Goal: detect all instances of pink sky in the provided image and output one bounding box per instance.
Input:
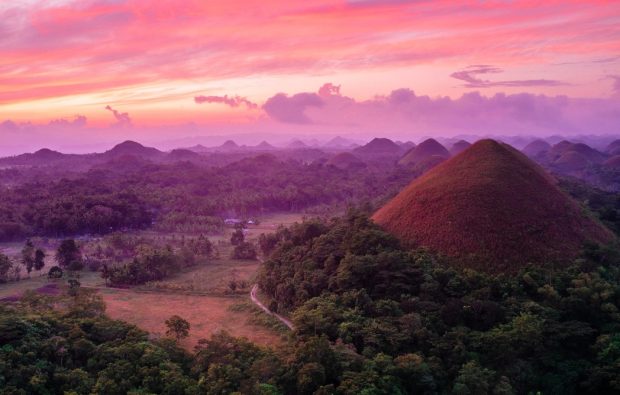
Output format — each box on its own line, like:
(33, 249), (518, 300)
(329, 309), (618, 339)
(1, 0), (619, 154)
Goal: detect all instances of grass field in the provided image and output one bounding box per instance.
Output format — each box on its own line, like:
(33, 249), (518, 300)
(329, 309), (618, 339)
(100, 289), (285, 349)
(0, 270), (104, 298)
(0, 211), (304, 349)
(139, 258), (259, 294)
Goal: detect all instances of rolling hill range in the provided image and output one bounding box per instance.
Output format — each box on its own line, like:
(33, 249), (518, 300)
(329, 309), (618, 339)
(373, 139), (614, 272)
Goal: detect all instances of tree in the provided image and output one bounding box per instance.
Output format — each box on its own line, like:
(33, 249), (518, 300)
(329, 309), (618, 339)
(191, 234), (214, 257)
(34, 248), (46, 274)
(21, 239), (35, 277)
(68, 279), (81, 297)
(228, 269), (238, 292)
(165, 315), (190, 341)
(67, 259), (85, 272)
(101, 263), (110, 286)
(232, 242), (257, 260)
(9, 260), (22, 281)
(48, 266), (63, 279)
(452, 361), (495, 395)
(230, 229), (245, 246)
(0, 253), (11, 283)
(258, 233), (280, 256)
(56, 239), (81, 268)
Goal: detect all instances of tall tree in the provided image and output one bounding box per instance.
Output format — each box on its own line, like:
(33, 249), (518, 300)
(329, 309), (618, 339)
(34, 248), (46, 274)
(230, 229), (245, 246)
(21, 239), (35, 277)
(56, 239), (81, 268)
(0, 253), (12, 283)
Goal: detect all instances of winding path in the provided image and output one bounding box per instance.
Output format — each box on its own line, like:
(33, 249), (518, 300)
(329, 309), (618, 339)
(250, 284), (294, 330)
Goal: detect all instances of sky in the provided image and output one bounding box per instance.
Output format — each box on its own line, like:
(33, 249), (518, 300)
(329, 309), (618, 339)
(1, 0), (619, 154)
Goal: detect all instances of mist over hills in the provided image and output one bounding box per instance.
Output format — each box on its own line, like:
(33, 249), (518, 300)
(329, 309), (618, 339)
(2, 134), (620, 191)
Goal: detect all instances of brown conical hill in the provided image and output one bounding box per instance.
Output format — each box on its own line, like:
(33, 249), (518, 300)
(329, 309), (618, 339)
(398, 138), (450, 166)
(372, 139), (614, 273)
(554, 151), (590, 171)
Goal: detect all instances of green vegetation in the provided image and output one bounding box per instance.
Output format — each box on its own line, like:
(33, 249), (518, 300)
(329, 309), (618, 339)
(560, 177), (620, 235)
(2, 209), (620, 394)
(258, 210), (620, 394)
(0, 155), (415, 241)
(166, 315), (191, 341)
(0, 290), (198, 394)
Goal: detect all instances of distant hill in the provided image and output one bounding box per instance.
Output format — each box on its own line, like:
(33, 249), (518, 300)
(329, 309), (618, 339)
(218, 140), (239, 151)
(448, 140), (471, 156)
(548, 141), (606, 164)
(324, 136), (357, 148)
(399, 141), (416, 151)
(104, 140), (163, 159)
(603, 155), (620, 169)
(353, 138), (402, 156)
(373, 139), (613, 273)
(554, 151), (591, 172)
(287, 139), (308, 149)
(0, 148), (68, 166)
(326, 152), (366, 170)
(398, 138), (450, 167)
(185, 144), (209, 153)
(605, 140), (620, 156)
(522, 139), (551, 157)
(167, 149), (201, 161)
(255, 141), (275, 151)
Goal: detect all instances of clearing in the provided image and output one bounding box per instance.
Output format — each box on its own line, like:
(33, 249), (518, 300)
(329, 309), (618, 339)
(0, 212), (305, 349)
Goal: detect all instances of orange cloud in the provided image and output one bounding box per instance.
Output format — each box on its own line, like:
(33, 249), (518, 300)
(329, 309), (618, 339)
(0, 0), (618, 124)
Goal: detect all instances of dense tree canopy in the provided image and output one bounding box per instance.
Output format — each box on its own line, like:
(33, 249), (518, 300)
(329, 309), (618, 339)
(2, 210), (620, 394)
(0, 156), (415, 241)
(258, 210), (620, 394)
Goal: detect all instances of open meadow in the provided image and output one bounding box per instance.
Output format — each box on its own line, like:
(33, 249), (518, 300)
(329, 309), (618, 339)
(0, 212), (304, 349)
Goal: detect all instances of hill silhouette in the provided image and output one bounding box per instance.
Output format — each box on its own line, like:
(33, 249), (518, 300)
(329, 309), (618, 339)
(373, 139), (613, 272)
(167, 149), (201, 161)
(324, 136), (356, 148)
(605, 140), (620, 156)
(0, 148), (69, 166)
(449, 140), (471, 156)
(522, 139), (551, 157)
(399, 141), (416, 151)
(255, 141), (275, 150)
(185, 144), (209, 153)
(218, 140), (239, 150)
(287, 139), (308, 149)
(353, 138), (401, 156)
(398, 138), (450, 166)
(554, 151), (590, 171)
(548, 141), (606, 164)
(326, 152), (366, 170)
(104, 140), (163, 158)
(603, 155), (620, 169)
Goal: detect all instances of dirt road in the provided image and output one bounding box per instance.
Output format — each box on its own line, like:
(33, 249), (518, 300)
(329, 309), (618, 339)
(250, 284), (294, 330)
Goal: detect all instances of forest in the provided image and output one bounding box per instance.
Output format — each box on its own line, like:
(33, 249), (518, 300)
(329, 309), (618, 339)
(258, 210), (620, 394)
(1, 209), (618, 394)
(0, 156), (414, 241)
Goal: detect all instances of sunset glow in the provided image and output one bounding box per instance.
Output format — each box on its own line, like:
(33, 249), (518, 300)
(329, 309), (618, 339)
(1, 1), (619, 153)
